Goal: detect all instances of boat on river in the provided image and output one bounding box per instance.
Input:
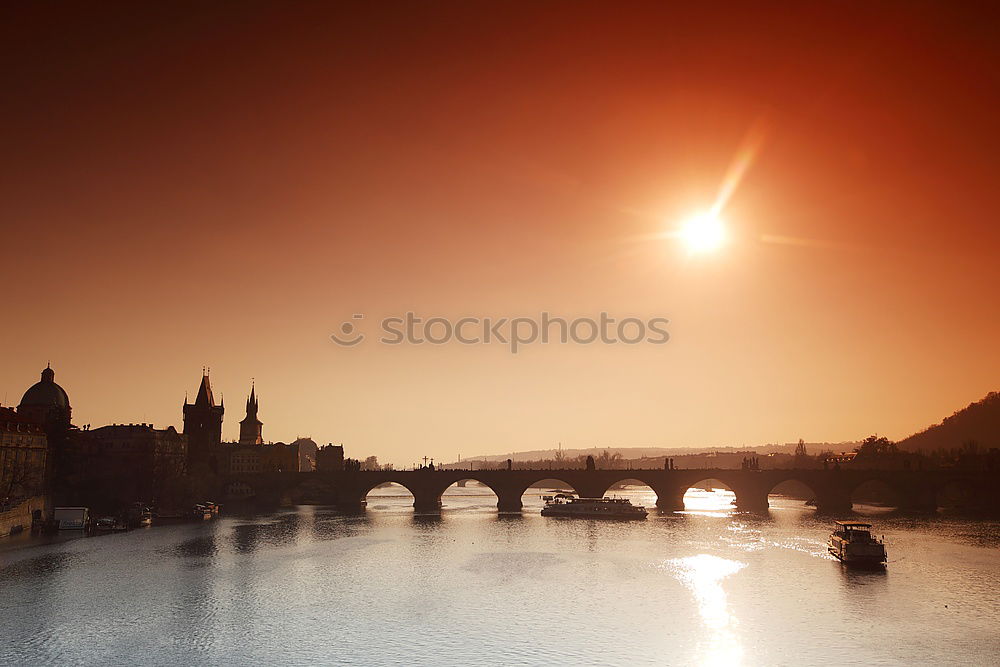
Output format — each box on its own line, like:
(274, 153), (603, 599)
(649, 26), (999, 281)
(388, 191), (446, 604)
(192, 502), (219, 520)
(828, 520), (887, 566)
(93, 516), (129, 533)
(541, 496), (648, 519)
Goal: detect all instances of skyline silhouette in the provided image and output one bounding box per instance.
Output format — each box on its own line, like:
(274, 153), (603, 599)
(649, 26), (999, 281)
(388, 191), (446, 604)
(3, 363), (997, 467)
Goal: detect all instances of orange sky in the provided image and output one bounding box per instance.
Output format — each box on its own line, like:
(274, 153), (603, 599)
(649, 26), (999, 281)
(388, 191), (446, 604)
(3, 3), (999, 465)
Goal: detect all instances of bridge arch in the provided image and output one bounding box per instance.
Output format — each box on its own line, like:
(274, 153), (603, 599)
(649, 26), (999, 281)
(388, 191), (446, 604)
(589, 475), (672, 508)
(935, 476), (975, 511)
(765, 477), (819, 511)
(680, 477), (738, 512)
(935, 478), (962, 511)
(517, 477), (580, 506)
(848, 477), (901, 513)
(511, 475), (579, 492)
(603, 477), (660, 494)
(362, 480), (421, 511)
(438, 478), (502, 511)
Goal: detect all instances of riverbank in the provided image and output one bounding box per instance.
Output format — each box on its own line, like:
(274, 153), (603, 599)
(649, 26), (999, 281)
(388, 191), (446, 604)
(0, 495), (49, 537)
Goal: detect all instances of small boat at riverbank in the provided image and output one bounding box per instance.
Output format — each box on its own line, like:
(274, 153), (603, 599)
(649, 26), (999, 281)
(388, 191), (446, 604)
(128, 503), (153, 527)
(93, 516), (129, 533)
(828, 521), (887, 566)
(192, 502), (221, 520)
(94, 517), (116, 532)
(541, 496), (648, 519)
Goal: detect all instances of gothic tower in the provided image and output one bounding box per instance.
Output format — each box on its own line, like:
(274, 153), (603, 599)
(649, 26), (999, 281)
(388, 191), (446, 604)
(183, 372), (225, 473)
(238, 383), (263, 446)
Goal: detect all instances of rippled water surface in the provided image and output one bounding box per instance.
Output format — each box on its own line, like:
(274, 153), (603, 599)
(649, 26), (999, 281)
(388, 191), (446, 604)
(2, 487), (999, 666)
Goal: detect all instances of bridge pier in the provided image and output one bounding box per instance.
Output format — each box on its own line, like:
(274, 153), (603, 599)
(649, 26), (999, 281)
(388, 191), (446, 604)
(733, 487), (769, 512)
(497, 492), (523, 513)
(655, 489), (685, 512)
(331, 483), (368, 512)
(412, 489), (443, 513)
(336, 499), (367, 512)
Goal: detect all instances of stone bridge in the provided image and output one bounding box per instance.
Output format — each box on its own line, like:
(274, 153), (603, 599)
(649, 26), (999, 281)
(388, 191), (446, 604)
(219, 468), (997, 514)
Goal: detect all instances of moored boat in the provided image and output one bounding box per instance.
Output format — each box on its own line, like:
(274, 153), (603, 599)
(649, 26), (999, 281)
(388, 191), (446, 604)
(541, 496), (648, 519)
(94, 516), (117, 532)
(128, 503), (154, 527)
(828, 521), (887, 566)
(192, 501), (221, 520)
(93, 516), (129, 532)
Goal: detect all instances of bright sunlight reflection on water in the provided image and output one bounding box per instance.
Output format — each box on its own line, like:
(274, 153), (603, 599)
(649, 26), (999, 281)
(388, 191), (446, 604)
(669, 554), (747, 666)
(683, 488), (737, 515)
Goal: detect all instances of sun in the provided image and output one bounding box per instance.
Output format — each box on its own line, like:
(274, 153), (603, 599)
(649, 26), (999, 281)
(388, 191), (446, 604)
(679, 212), (726, 253)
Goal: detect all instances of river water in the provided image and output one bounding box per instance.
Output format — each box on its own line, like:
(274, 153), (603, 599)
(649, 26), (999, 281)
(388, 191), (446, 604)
(2, 486), (998, 666)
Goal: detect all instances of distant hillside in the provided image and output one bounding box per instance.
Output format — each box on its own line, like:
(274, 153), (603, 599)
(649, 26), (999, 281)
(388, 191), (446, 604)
(451, 442), (852, 465)
(899, 391), (1000, 452)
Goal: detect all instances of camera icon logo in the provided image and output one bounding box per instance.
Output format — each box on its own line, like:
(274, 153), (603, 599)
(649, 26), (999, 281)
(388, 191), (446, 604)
(330, 314), (366, 346)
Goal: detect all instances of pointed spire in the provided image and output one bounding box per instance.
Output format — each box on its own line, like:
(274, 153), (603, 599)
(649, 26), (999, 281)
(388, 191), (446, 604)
(247, 379), (257, 411)
(194, 373), (215, 407)
(238, 379), (263, 445)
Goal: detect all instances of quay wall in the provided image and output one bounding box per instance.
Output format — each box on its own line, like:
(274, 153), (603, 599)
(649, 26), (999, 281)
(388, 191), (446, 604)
(0, 495), (49, 537)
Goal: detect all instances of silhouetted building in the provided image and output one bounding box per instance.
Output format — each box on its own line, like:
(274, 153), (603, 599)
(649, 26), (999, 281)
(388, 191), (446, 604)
(228, 445), (262, 473)
(223, 441), (299, 473)
(238, 384), (263, 445)
(0, 406), (48, 498)
(16, 364), (77, 497)
(17, 364), (71, 430)
(52, 422), (187, 509)
(316, 444), (344, 472)
(292, 437), (319, 471)
(221, 383), (298, 472)
(264, 442), (299, 473)
(87, 423), (187, 482)
(183, 373), (224, 473)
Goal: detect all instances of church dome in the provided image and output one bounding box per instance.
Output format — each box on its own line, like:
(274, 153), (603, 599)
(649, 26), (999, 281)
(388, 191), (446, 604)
(19, 366), (71, 411)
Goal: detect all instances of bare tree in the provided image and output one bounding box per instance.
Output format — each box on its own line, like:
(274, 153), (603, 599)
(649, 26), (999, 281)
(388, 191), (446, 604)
(1, 450), (42, 502)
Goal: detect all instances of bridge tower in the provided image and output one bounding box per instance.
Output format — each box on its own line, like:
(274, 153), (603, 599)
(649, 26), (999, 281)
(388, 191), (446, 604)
(239, 382), (263, 446)
(183, 372), (225, 474)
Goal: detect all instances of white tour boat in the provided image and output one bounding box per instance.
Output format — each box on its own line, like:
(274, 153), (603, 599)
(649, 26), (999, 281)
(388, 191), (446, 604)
(541, 496), (648, 520)
(828, 520), (887, 566)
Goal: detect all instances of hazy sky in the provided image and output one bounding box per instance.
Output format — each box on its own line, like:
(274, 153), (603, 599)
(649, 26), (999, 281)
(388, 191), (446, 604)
(3, 3), (999, 465)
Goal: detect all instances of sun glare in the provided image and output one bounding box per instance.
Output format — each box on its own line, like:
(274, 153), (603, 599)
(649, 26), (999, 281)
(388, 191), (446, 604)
(679, 212), (726, 253)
